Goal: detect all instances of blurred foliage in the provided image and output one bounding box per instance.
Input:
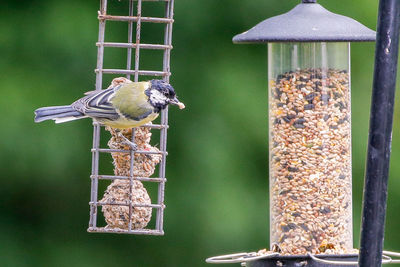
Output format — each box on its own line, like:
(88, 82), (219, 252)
(0, 0), (399, 266)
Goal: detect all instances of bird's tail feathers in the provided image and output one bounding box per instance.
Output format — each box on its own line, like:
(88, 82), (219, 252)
(34, 105), (86, 123)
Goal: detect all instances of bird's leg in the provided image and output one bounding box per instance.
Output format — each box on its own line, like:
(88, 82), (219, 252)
(116, 130), (138, 151)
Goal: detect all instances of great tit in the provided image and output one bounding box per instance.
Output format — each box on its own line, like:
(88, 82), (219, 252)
(34, 79), (185, 149)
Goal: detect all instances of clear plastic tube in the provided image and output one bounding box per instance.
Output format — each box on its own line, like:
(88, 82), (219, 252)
(268, 42), (353, 255)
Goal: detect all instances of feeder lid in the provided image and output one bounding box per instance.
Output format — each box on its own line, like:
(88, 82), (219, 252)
(233, 0), (376, 43)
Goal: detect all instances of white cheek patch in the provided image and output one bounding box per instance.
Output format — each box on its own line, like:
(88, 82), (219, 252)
(150, 90), (168, 105)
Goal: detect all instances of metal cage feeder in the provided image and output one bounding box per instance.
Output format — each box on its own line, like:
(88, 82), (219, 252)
(207, 0), (400, 266)
(87, 0), (175, 235)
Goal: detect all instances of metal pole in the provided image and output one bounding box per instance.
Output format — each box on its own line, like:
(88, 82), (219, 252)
(359, 0), (400, 266)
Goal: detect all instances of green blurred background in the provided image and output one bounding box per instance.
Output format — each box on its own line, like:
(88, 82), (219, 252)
(1, 0), (399, 266)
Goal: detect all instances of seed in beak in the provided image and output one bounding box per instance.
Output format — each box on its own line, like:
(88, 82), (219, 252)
(170, 97), (185, 109)
(177, 102), (185, 109)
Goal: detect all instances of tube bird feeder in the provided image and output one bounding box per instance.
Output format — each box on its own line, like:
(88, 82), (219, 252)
(233, 0), (375, 257)
(205, 0), (399, 266)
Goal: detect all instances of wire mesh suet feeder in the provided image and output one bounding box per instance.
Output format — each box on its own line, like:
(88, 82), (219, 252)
(206, 0), (399, 265)
(88, 0), (175, 235)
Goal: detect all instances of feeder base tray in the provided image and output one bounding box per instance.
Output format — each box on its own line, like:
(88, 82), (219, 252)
(247, 254), (358, 267)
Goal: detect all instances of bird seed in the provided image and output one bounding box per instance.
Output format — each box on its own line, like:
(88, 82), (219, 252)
(269, 69), (354, 255)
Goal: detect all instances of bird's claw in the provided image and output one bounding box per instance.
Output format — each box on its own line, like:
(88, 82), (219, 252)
(117, 131), (138, 151)
(122, 139), (138, 151)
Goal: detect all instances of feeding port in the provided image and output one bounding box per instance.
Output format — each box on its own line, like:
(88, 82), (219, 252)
(88, 0), (175, 235)
(269, 42), (353, 255)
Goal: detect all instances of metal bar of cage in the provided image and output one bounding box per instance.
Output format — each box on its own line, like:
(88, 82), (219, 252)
(128, 0), (141, 233)
(88, 0), (108, 230)
(157, 0), (174, 234)
(98, 14), (173, 23)
(95, 69), (169, 76)
(89, 123), (101, 228)
(90, 202), (164, 209)
(88, 0), (175, 235)
(97, 42), (172, 49)
(94, 175), (167, 182)
(88, 228), (163, 235)
(91, 148), (167, 154)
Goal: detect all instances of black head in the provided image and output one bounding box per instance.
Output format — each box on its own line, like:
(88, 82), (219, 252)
(148, 80), (185, 111)
(150, 79), (176, 98)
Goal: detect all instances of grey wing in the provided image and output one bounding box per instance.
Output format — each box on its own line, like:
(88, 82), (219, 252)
(71, 87), (121, 120)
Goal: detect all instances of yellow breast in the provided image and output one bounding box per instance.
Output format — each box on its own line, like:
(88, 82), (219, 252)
(99, 113), (159, 129)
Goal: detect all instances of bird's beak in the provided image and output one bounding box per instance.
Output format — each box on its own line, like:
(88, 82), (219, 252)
(170, 97), (185, 109)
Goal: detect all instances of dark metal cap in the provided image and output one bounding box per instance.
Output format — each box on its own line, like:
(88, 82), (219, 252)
(233, 1), (376, 43)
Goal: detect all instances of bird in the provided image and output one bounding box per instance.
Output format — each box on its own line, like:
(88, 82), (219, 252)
(34, 79), (185, 149)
